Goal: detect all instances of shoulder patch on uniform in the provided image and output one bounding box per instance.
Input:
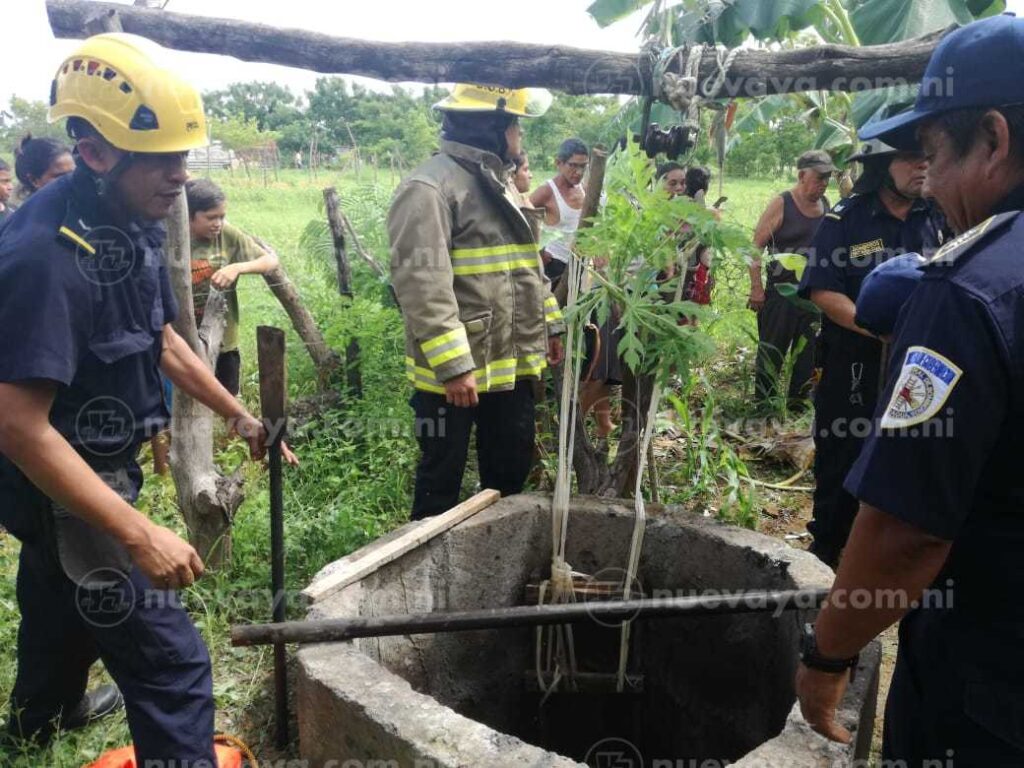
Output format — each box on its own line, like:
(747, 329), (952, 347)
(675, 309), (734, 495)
(880, 346), (962, 430)
(57, 225), (96, 256)
(850, 238), (884, 260)
(826, 195), (859, 219)
(928, 211), (1019, 266)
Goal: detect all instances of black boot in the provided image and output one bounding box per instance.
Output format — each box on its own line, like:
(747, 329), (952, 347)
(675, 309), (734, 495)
(61, 684), (124, 732)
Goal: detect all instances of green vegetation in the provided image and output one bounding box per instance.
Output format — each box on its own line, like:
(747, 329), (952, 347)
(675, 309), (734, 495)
(0, 161), (818, 763)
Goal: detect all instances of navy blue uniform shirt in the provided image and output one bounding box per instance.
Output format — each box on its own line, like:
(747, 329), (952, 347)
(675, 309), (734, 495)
(846, 185), (1024, 627)
(0, 164), (178, 456)
(798, 193), (944, 338)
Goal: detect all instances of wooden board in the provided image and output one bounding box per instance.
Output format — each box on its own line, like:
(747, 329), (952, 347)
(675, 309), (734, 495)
(301, 489), (501, 604)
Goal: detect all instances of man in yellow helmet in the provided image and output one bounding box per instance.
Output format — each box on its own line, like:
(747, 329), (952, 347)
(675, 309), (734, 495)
(388, 84), (564, 519)
(0, 34), (286, 762)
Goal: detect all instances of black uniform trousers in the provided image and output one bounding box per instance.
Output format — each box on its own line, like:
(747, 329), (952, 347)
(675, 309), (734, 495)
(884, 608), (1024, 766)
(411, 380), (535, 519)
(1, 455), (216, 765)
(754, 286), (816, 408)
(807, 330), (884, 567)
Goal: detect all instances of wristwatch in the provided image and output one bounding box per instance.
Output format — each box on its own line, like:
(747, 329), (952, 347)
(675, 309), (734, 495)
(800, 623), (859, 678)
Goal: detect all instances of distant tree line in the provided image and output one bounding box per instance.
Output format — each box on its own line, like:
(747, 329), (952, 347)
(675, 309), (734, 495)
(1, 79), (817, 177)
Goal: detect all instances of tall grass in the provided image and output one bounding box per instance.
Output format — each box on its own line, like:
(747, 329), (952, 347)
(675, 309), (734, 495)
(0, 168), (802, 763)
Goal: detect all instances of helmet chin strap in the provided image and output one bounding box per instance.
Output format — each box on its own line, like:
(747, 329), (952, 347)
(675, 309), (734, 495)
(882, 172), (914, 202)
(95, 151), (137, 201)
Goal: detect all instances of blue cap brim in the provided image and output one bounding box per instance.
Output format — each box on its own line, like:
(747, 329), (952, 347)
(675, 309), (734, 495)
(858, 106), (935, 150)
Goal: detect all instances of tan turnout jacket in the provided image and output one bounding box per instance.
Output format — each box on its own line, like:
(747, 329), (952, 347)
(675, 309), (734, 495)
(388, 140), (564, 394)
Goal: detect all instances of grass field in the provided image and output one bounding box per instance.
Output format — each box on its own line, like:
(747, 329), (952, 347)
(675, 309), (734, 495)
(0, 168), (819, 765)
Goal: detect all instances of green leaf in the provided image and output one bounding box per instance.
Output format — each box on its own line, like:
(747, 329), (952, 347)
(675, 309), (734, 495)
(851, 84), (919, 128)
(586, 0), (650, 28)
(730, 94), (792, 135)
(814, 116), (853, 150)
(775, 283), (821, 314)
(675, 0), (824, 46)
(850, 0), (1006, 46)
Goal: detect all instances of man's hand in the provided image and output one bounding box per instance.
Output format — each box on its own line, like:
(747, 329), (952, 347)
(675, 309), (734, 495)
(211, 264), (241, 289)
(547, 337), (565, 366)
(228, 413), (300, 466)
(126, 521), (205, 590)
(796, 664), (853, 744)
(748, 287), (767, 312)
(539, 249), (553, 266)
(444, 371), (478, 408)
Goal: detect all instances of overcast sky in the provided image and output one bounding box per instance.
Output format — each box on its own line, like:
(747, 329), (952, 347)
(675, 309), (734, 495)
(4, 0), (1023, 107)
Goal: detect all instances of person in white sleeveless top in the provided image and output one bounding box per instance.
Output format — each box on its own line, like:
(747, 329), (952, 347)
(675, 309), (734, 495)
(529, 138), (588, 283)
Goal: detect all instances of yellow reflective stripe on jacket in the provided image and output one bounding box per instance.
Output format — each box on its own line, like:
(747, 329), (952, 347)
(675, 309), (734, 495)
(406, 359), (447, 393)
(420, 327), (471, 368)
(451, 242), (539, 276)
(516, 354), (546, 377)
(405, 356), (543, 393)
(544, 296), (564, 323)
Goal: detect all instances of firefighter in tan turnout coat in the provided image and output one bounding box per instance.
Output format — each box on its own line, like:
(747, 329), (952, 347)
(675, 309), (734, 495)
(388, 84), (565, 519)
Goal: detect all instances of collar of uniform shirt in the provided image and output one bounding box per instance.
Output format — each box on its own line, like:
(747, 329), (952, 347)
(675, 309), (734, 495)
(62, 163), (166, 250)
(992, 182), (1024, 217)
(868, 193), (929, 220)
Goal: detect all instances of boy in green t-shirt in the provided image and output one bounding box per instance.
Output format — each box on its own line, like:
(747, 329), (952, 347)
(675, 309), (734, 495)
(185, 178), (279, 395)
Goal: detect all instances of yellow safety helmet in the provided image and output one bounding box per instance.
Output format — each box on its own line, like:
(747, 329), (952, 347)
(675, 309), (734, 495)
(433, 84), (552, 118)
(48, 33), (208, 154)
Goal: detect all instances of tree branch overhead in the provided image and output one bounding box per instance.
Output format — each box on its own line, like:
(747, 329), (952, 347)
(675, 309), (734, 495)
(47, 0), (947, 98)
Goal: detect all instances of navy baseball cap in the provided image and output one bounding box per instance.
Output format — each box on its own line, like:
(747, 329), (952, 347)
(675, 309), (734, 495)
(860, 14), (1024, 149)
(855, 253), (927, 337)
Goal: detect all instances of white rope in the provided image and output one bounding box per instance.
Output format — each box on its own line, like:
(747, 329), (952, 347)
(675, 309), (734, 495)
(614, 239), (695, 691)
(537, 247), (590, 696)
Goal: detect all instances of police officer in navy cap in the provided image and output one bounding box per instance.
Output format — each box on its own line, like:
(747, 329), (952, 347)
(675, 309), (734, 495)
(0, 34), (295, 761)
(797, 13), (1024, 765)
(797, 125), (947, 568)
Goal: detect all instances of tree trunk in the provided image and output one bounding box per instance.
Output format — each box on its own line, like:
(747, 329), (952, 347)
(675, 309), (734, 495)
(249, 235), (342, 388)
(48, 0), (950, 97)
(165, 192), (244, 569)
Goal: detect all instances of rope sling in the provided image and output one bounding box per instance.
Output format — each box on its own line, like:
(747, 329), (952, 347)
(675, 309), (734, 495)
(536, 41), (735, 695)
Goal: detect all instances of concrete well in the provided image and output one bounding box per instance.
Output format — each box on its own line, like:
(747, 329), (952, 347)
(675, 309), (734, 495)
(297, 495), (880, 767)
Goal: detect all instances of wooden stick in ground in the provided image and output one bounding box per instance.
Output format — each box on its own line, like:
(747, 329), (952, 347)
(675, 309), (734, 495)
(339, 210), (386, 280)
(257, 326), (289, 749)
(48, 0), (949, 97)
(323, 187), (363, 398)
(300, 489), (501, 604)
(250, 235), (341, 387)
(234, 587), (828, 647)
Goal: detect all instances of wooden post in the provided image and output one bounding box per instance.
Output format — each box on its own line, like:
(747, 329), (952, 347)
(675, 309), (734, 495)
(166, 191), (244, 568)
(257, 326), (289, 749)
(323, 187), (363, 399)
(323, 187), (354, 298)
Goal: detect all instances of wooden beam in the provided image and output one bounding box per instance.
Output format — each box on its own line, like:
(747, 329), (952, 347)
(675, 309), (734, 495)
(300, 489), (501, 604)
(47, 0), (948, 97)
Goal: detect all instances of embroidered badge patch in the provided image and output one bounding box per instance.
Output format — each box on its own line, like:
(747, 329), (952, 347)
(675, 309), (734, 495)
(850, 238), (884, 262)
(880, 346), (962, 429)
